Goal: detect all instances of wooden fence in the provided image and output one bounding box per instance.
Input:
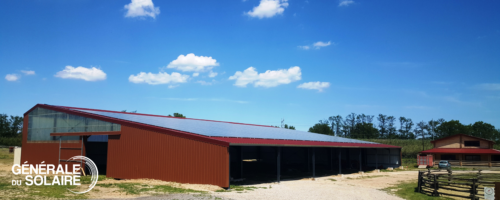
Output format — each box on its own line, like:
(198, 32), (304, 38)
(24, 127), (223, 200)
(433, 160), (500, 167)
(418, 169), (500, 199)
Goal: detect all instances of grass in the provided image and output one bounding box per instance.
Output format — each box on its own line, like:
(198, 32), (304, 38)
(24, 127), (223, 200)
(383, 181), (453, 200)
(215, 184), (267, 192)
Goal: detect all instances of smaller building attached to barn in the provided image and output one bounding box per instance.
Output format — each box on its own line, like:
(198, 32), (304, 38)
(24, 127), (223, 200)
(419, 134), (500, 167)
(21, 104), (401, 188)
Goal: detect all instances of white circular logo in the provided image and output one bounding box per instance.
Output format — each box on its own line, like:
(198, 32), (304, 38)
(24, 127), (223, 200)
(66, 156), (99, 194)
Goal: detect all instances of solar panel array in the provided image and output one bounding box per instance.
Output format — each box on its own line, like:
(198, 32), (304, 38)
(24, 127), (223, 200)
(72, 108), (376, 144)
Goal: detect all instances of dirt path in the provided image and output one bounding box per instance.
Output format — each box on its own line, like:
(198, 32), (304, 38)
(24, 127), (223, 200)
(212, 171), (419, 200)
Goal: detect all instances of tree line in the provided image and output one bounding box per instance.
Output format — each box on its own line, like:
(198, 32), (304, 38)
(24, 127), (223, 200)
(308, 113), (500, 142)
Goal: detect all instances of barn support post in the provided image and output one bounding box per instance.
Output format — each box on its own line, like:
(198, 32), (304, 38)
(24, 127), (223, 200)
(240, 146), (243, 178)
(307, 148), (310, 172)
(277, 147), (281, 183)
(330, 148), (333, 171)
(375, 149), (378, 169)
(339, 148), (342, 175)
(359, 149), (362, 172)
(312, 148), (315, 179)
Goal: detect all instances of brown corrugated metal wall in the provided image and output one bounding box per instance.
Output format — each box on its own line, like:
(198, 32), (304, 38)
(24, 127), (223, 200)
(20, 114), (86, 166)
(107, 125), (229, 188)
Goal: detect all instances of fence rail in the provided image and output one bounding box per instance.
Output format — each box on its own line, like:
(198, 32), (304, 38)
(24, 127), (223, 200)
(417, 169), (500, 200)
(433, 160), (498, 167)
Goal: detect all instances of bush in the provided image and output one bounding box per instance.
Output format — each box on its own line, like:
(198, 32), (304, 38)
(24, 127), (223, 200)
(0, 137), (22, 146)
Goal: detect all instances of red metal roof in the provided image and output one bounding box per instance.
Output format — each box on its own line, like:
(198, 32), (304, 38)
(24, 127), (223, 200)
(211, 137), (401, 148)
(430, 134), (495, 144)
(420, 148), (500, 155)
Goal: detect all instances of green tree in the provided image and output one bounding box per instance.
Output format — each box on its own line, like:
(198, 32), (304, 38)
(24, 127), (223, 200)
(344, 113), (357, 138)
(416, 121), (429, 151)
(469, 121), (498, 141)
(351, 122), (379, 139)
(435, 120), (470, 138)
(0, 114), (23, 138)
(377, 114), (389, 138)
(168, 113), (186, 118)
(328, 115), (343, 137)
(308, 120), (333, 135)
(283, 124), (296, 130)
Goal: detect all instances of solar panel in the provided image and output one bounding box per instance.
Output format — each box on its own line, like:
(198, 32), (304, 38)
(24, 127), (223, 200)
(72, 109), (376, 144)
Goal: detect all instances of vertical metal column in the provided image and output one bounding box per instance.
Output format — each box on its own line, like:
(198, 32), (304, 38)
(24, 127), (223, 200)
(359, 149), (362, 172)
(312, 148), (315, 179)
(330, 148), (333, 171)
(277, 147), (281, 183)
(80, 136), (83, 170)
(307, 148), (310, 172)
(241, 147), (243, 179)
(339, 148), (341, 174)
(58, 138), (61, 166)
(376, 149), (378, 169)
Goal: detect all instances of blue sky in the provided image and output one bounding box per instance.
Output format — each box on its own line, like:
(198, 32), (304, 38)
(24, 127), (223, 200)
(1, 0), (499, 131)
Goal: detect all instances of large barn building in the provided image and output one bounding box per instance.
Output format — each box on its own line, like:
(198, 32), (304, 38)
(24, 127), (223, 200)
(21, 104), (401, 188)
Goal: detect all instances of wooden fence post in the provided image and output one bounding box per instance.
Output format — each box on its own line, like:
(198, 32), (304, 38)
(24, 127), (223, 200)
(432, 174), (440, 197)
(417, 171), (422, 193)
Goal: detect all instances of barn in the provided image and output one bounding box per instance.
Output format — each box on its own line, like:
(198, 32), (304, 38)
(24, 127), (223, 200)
(21, 104), (401, 188)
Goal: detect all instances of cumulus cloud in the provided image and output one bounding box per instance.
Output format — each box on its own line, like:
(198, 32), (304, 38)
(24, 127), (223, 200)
(297, 81), (330, 92)
(313, 41), (332, 49)
(129, 71), (189, 85)
(229, 66), (301, 87)
(54, 66), (106, 81)
(21, 70), (35, 75)
(208, 71), (218, 78)
(166, 53), (219, 72)
(192, 73), (200, 77)
(339, 0), (354, 7)
(246, 0), (289, 19)
(5, 74), (20, 81)
(124, 0), (160, 19)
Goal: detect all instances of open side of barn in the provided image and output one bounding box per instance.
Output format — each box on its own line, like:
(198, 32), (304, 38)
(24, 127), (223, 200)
(21, 104), (401, 188)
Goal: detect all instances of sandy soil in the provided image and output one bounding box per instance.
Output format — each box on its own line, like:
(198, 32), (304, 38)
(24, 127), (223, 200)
(212, 171), (420, 200)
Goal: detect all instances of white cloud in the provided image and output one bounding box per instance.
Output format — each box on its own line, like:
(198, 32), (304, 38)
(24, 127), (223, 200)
(313, 41), (331, 49)
(475, 83), (500, 90)
(54, 66), (106, 81)
(192, 73), (199, 77)
(124, 0), (160, 19)
(208, 71), (218, 78)
(339, 0), (354, 7)
(5, 74), (20, 81)
(229, 66), (301, 87)
(297, 81), (330, 92)
(298, 45), (310, 50)
(129, 71), (189, 85)
(246, 0), (289, 19)
(166, 53), (219, 72)
(21, 70), (35, 75)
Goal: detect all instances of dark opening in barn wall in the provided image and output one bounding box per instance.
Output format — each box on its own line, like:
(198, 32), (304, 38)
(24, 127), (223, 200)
(229, 146), (392, 184)
(85, 135), (108, 175)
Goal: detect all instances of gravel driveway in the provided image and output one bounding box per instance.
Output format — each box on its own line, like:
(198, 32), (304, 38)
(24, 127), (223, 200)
(212, 172), (414, 200)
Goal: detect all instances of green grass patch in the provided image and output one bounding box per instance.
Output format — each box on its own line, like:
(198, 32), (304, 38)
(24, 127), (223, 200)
(101, 183), (204, 195)
(383, 181), (453, 200)
(328, 178), (337, 181)
(216, 185), (267, 192)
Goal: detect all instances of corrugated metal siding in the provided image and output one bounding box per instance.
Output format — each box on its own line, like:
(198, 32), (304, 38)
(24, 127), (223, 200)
(107, 125), (229, 188)
(21, 114), (86, 165)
